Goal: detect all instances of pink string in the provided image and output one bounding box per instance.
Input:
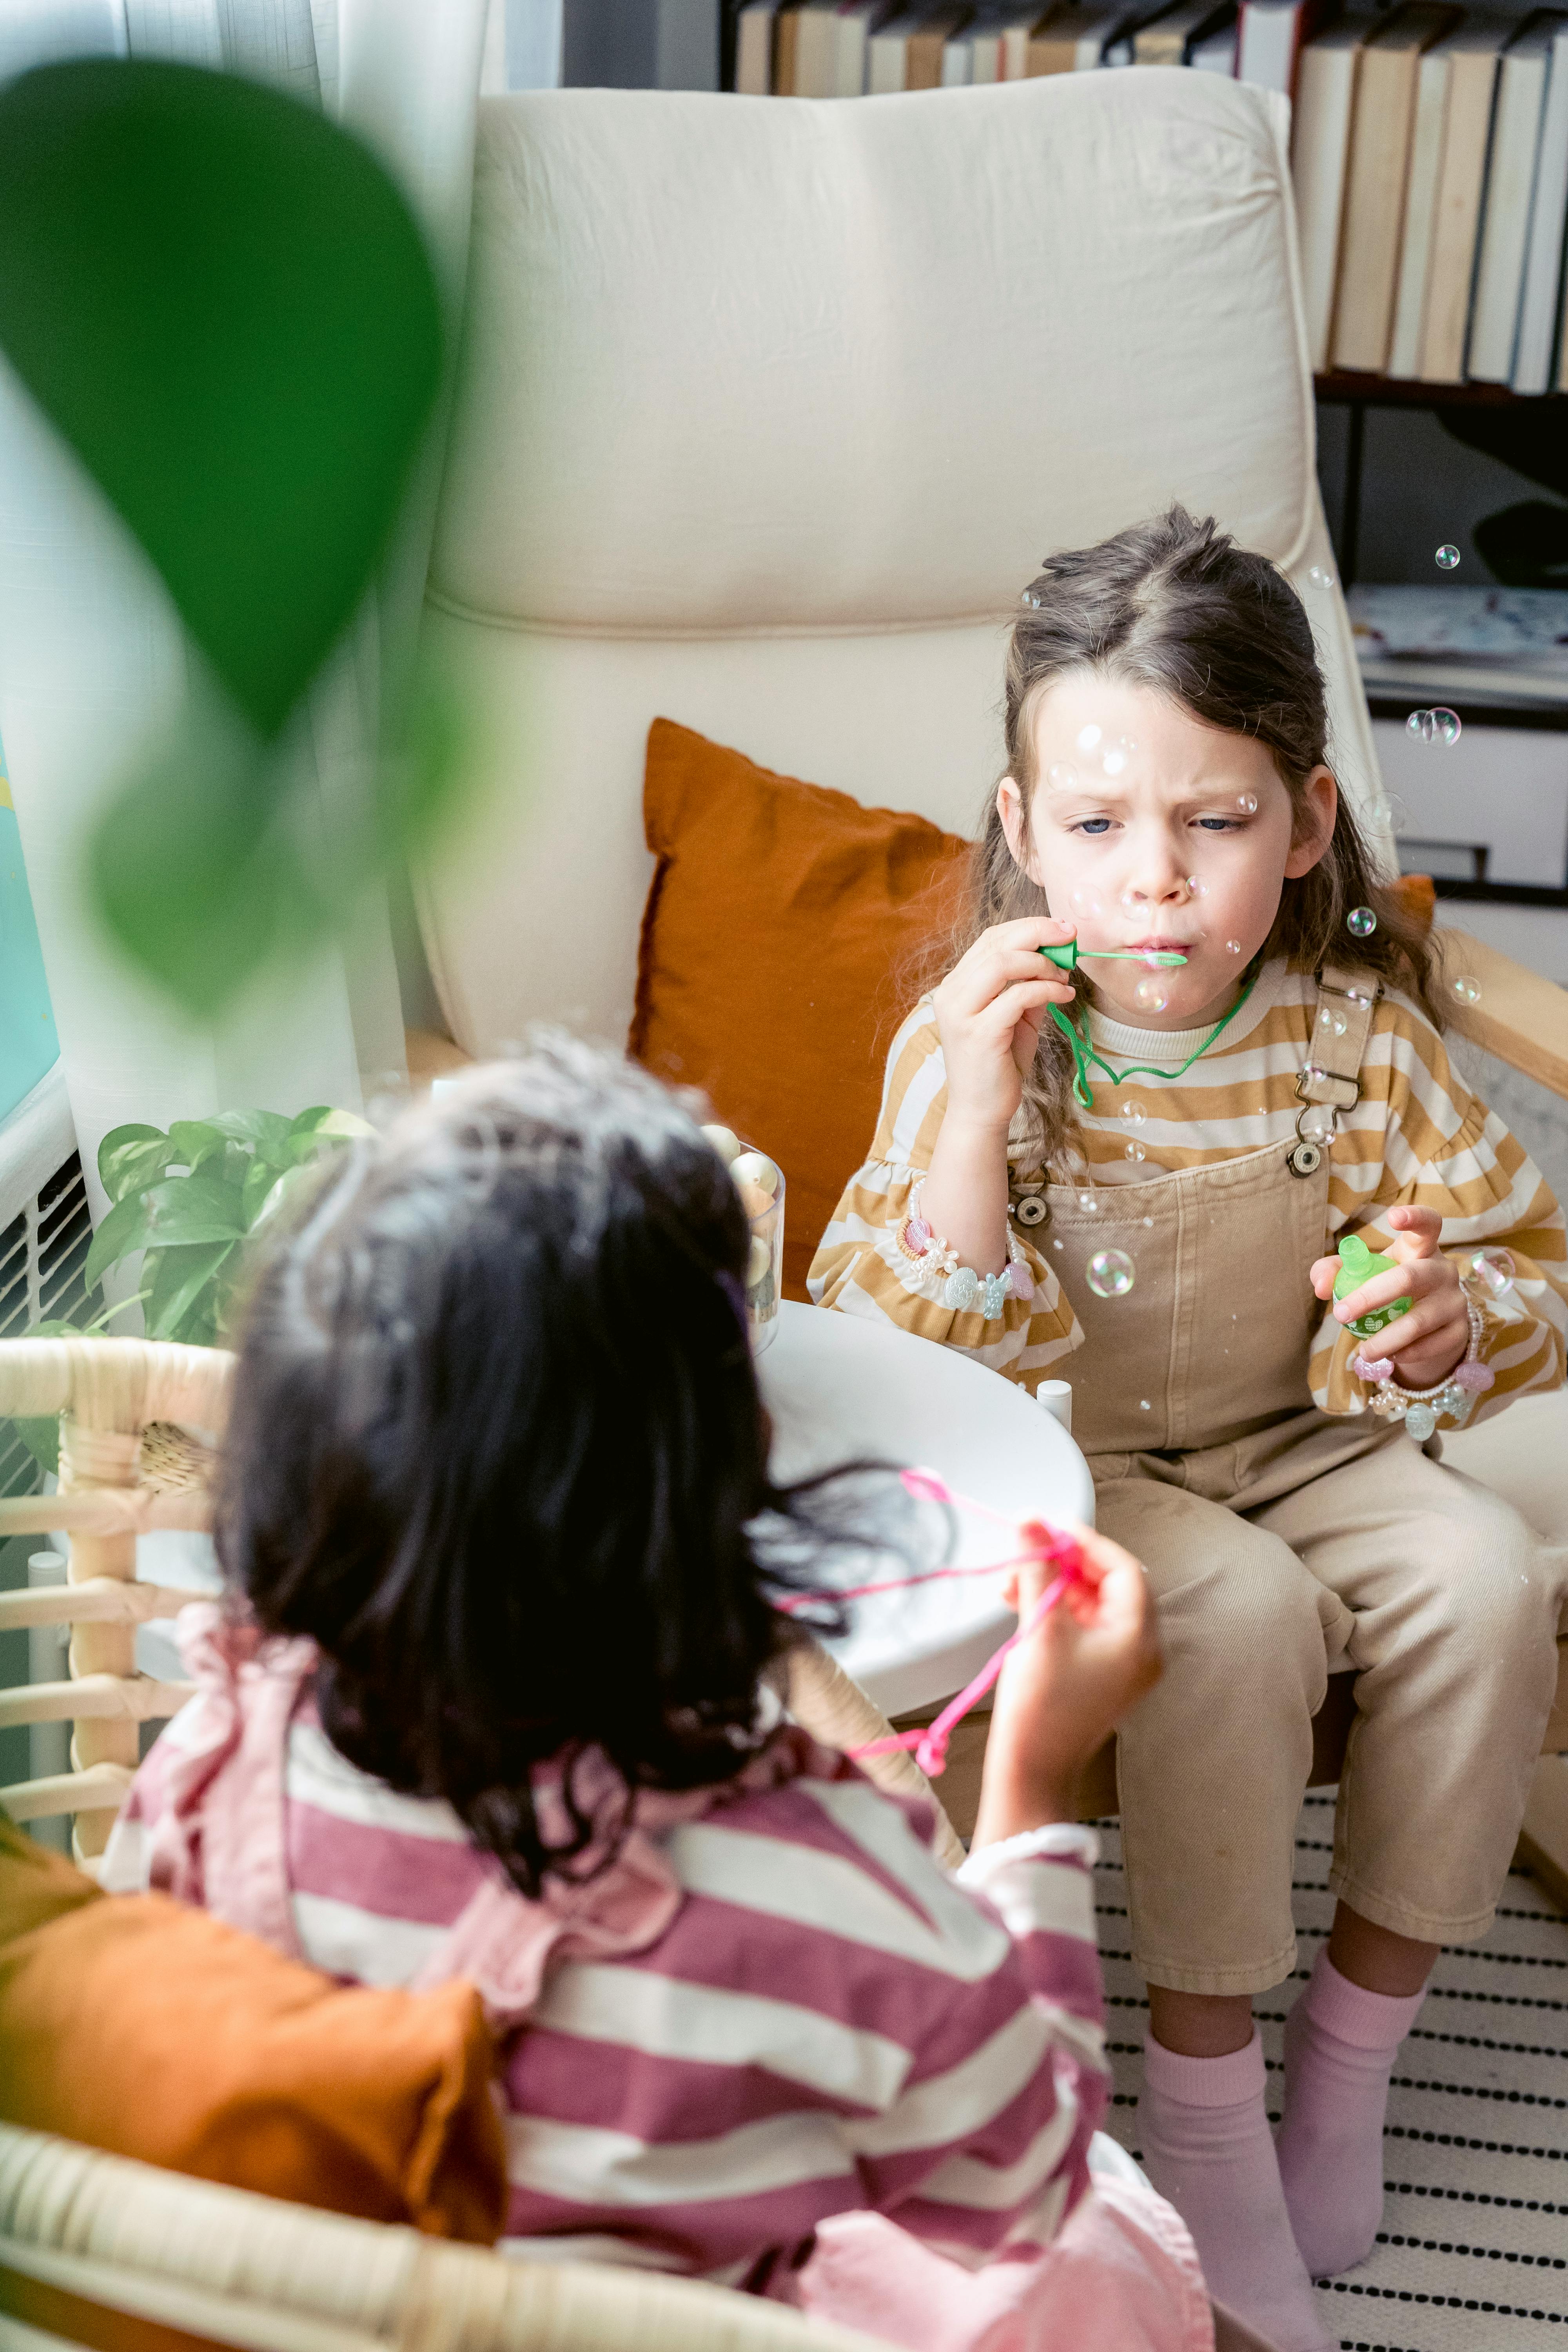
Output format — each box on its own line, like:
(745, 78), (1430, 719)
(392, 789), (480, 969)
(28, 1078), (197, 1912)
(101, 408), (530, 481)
(800, 1467), (1088, 1779)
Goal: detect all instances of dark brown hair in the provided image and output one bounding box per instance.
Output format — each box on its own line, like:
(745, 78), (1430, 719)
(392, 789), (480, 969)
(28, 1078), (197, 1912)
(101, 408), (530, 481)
(929, 505), (1439, 1172)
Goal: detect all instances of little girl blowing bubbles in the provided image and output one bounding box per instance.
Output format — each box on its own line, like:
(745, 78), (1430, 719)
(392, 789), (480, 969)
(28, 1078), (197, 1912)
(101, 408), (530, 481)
(811, 507), (1568, 2352)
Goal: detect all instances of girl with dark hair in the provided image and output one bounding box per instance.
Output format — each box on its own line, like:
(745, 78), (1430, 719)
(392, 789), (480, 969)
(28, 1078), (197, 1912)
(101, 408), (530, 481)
(100, 1038), (1220, 2348)
(811, 509), (1568, 2352)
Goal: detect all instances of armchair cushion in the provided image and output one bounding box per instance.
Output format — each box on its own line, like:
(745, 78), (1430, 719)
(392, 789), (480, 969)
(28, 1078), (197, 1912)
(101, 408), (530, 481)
(0, 1813), (506, 2240)
(630, 717), (969, 1297)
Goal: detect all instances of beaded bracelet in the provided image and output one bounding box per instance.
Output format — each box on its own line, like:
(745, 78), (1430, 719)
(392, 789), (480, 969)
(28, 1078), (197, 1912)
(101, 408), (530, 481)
(895, 1183), (1036, 1321)
(1351, 1298), (1490, 1441)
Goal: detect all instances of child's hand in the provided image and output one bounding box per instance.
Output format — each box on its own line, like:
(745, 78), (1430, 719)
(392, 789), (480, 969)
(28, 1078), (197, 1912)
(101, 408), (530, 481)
(973, 1524), (1161, 1845)
(932, 918), (1080, 1138)
(1310, 1205), (1470, 1388)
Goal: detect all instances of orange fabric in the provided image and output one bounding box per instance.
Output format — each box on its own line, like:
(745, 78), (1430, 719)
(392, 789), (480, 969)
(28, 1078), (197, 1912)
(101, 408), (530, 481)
(0, 2266), (230, 2352)
(0, 1815), (507, 2242)
(630, 719), (971, 1299)
(1390, 871), (1436, 933)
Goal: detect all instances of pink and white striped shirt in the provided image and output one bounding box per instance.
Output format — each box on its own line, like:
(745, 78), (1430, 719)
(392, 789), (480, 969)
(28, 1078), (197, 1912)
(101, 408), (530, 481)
(102, 1609), (1111, 2293)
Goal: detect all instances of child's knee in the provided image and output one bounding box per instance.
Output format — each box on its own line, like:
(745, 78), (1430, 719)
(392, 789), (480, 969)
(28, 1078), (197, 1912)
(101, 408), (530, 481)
(1403, 1493), (1560, 1650)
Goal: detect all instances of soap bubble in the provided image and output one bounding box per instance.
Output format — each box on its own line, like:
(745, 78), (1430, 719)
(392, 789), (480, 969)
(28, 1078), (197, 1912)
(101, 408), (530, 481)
(1319, 1007), (1347, 1037)
(1134, 974), (1169, 1013)
(1121, 1102), (1146, 1125)
(1470, 1245), (1515, 1299)
(1186, 874), (1209, 898)
(1021, 590), (1040, 607)
(1346, 985), (1374, 1007)
(1047, 762), (1078, 790)
(1307, 564), (1336, 590)
(1347, 907), (1377, 938)
(1237, 791), (1258, 814)
(1102, 744), (1128, 776)
(1077, 1189), (1098, 1213)
(1407, 705), (1461, 748)
(1125, 1138), (1147, 1163)
(1225, 938), (1242, 955)
(1138, 1398), (1151, 1410)
(1076, 724), (1102, 752)
(1436, 543), (1460, 570)
(1299, 1103), (1336, 1143)
(1087, 1248), (1135, 1298)
(1451, 974), (1482, 1006)
(1069, 882), (1103, 919)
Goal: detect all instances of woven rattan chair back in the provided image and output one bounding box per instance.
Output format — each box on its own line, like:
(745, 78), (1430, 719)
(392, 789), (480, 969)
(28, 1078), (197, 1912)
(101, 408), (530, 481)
(0, 1337), (234, 1859)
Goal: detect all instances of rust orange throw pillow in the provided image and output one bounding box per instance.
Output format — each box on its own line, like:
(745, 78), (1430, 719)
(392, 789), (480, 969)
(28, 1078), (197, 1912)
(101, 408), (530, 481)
(0, 1812), (506, 2242)
(631, 719), (971, 1300)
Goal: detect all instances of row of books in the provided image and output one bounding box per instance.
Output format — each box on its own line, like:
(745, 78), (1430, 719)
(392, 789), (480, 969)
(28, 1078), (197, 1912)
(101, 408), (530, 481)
(1295, 8), (1568, 392)
(732, 0), (1308, 94)
(732, 0), (1568, 397)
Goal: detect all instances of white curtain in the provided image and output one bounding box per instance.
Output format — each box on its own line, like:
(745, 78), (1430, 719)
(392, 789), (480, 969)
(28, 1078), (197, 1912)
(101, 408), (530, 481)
(0, 0), (486, 1218)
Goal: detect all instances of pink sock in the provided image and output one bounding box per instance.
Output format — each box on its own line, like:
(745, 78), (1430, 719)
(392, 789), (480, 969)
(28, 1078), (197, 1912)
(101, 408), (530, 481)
(1276, 1948), (1426, 2279)
(1138, 2029), (1335, 2352)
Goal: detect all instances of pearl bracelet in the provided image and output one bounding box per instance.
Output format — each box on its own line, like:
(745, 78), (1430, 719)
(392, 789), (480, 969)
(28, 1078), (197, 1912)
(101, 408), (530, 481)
(1351, 1298), (1491, 1441)
(895, 1183), (1036, 1320)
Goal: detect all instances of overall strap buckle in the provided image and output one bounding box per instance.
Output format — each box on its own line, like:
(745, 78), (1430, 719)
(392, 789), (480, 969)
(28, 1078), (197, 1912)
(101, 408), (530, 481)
(1288, 967), (1379, 1173)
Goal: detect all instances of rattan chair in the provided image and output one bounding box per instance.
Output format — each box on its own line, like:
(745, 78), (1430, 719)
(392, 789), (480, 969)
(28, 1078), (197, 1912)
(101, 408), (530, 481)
(0, 1332), (963, 1870)
(0, 1338), (232, 1860)
(0, 2122), (887, 2352)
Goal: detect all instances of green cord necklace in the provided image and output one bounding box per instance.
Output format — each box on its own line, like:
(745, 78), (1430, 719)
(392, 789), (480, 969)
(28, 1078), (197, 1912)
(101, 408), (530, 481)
(1038, 940), (1261, 1110)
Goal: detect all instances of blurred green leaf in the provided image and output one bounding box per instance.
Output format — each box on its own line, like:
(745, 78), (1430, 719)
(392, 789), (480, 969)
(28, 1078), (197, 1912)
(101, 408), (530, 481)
(0, 59), (442, 742)
(98, 1124), (177, 1205)
(139, 1170), (249, 1250)
(83, 1187), (161, 1290)
(206, 1109), (295, 1161)
(143, 1240), (238, 1342)
(165, 1120), (231, 1176)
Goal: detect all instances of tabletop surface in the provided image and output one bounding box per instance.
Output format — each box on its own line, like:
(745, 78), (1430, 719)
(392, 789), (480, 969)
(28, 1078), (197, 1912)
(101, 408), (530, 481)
(757, 1300), (1094, 1718)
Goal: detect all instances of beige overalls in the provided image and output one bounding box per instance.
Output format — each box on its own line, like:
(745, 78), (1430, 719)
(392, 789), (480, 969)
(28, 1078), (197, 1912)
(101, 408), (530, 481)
(1040, 971), (1568, 1995)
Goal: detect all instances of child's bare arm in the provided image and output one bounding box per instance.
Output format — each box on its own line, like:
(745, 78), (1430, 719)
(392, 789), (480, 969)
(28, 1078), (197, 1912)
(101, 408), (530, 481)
(971, 1524), (1161, 1848)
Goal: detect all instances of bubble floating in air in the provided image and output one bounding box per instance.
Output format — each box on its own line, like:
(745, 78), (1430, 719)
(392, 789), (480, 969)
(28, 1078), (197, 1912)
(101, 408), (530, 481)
(1347, 906), (1377, 938)
(1319, 1006), (1347, 1037)
(1077, 1189), (1098, 1214)
(1470, 1245), (1515, 1299)
(1452, 974), (1482, 1006)
(1102, 744), (1128, 776)
(1047, 762), (1078, 790)
(1225, 938), (1243, 955)
(1187, 874), (1209, 898)
(1087, 1248), (1136, 1298)
(1433, 706), (1461, 746)
(1134, 975), (1169, 1013)
(1307, 564), (1336, 590)
(1122, 1102), (1145, 1125)
(1299, 1103), (1336, 1143)
(1436, 544), (1460, 570)
(1076, 724), (1102, 752)
(1407, 708), (1435, 744)
(1125, 1139), (1147, 1163)
(1237, 791), (1258, 815)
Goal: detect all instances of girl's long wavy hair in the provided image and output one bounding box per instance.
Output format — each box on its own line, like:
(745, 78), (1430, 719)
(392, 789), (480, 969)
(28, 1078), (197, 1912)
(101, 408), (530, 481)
(215, 1036), (870, 1899)
(925, 505), (1441, 1175)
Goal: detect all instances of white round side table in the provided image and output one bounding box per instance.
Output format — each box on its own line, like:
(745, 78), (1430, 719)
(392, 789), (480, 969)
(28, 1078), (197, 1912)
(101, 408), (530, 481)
(757, 1301), (1094, 1719)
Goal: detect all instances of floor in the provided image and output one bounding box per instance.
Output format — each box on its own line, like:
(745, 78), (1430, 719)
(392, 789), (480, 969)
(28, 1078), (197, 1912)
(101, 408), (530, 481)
(1095, 1793), (1568, 2350)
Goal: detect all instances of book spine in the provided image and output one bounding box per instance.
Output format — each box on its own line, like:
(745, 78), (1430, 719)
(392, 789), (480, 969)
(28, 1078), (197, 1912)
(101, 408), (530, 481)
(1468, 54), (1549, 381)
(1512, 32), (1568, 393)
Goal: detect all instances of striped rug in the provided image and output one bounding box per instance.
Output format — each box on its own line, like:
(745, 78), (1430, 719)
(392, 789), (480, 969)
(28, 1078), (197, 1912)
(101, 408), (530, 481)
(1094, 1792), (1568, 2348)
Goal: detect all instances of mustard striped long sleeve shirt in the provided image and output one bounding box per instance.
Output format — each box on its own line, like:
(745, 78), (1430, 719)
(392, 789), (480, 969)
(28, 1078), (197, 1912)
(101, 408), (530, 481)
(808, 958), (1566, 1428)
